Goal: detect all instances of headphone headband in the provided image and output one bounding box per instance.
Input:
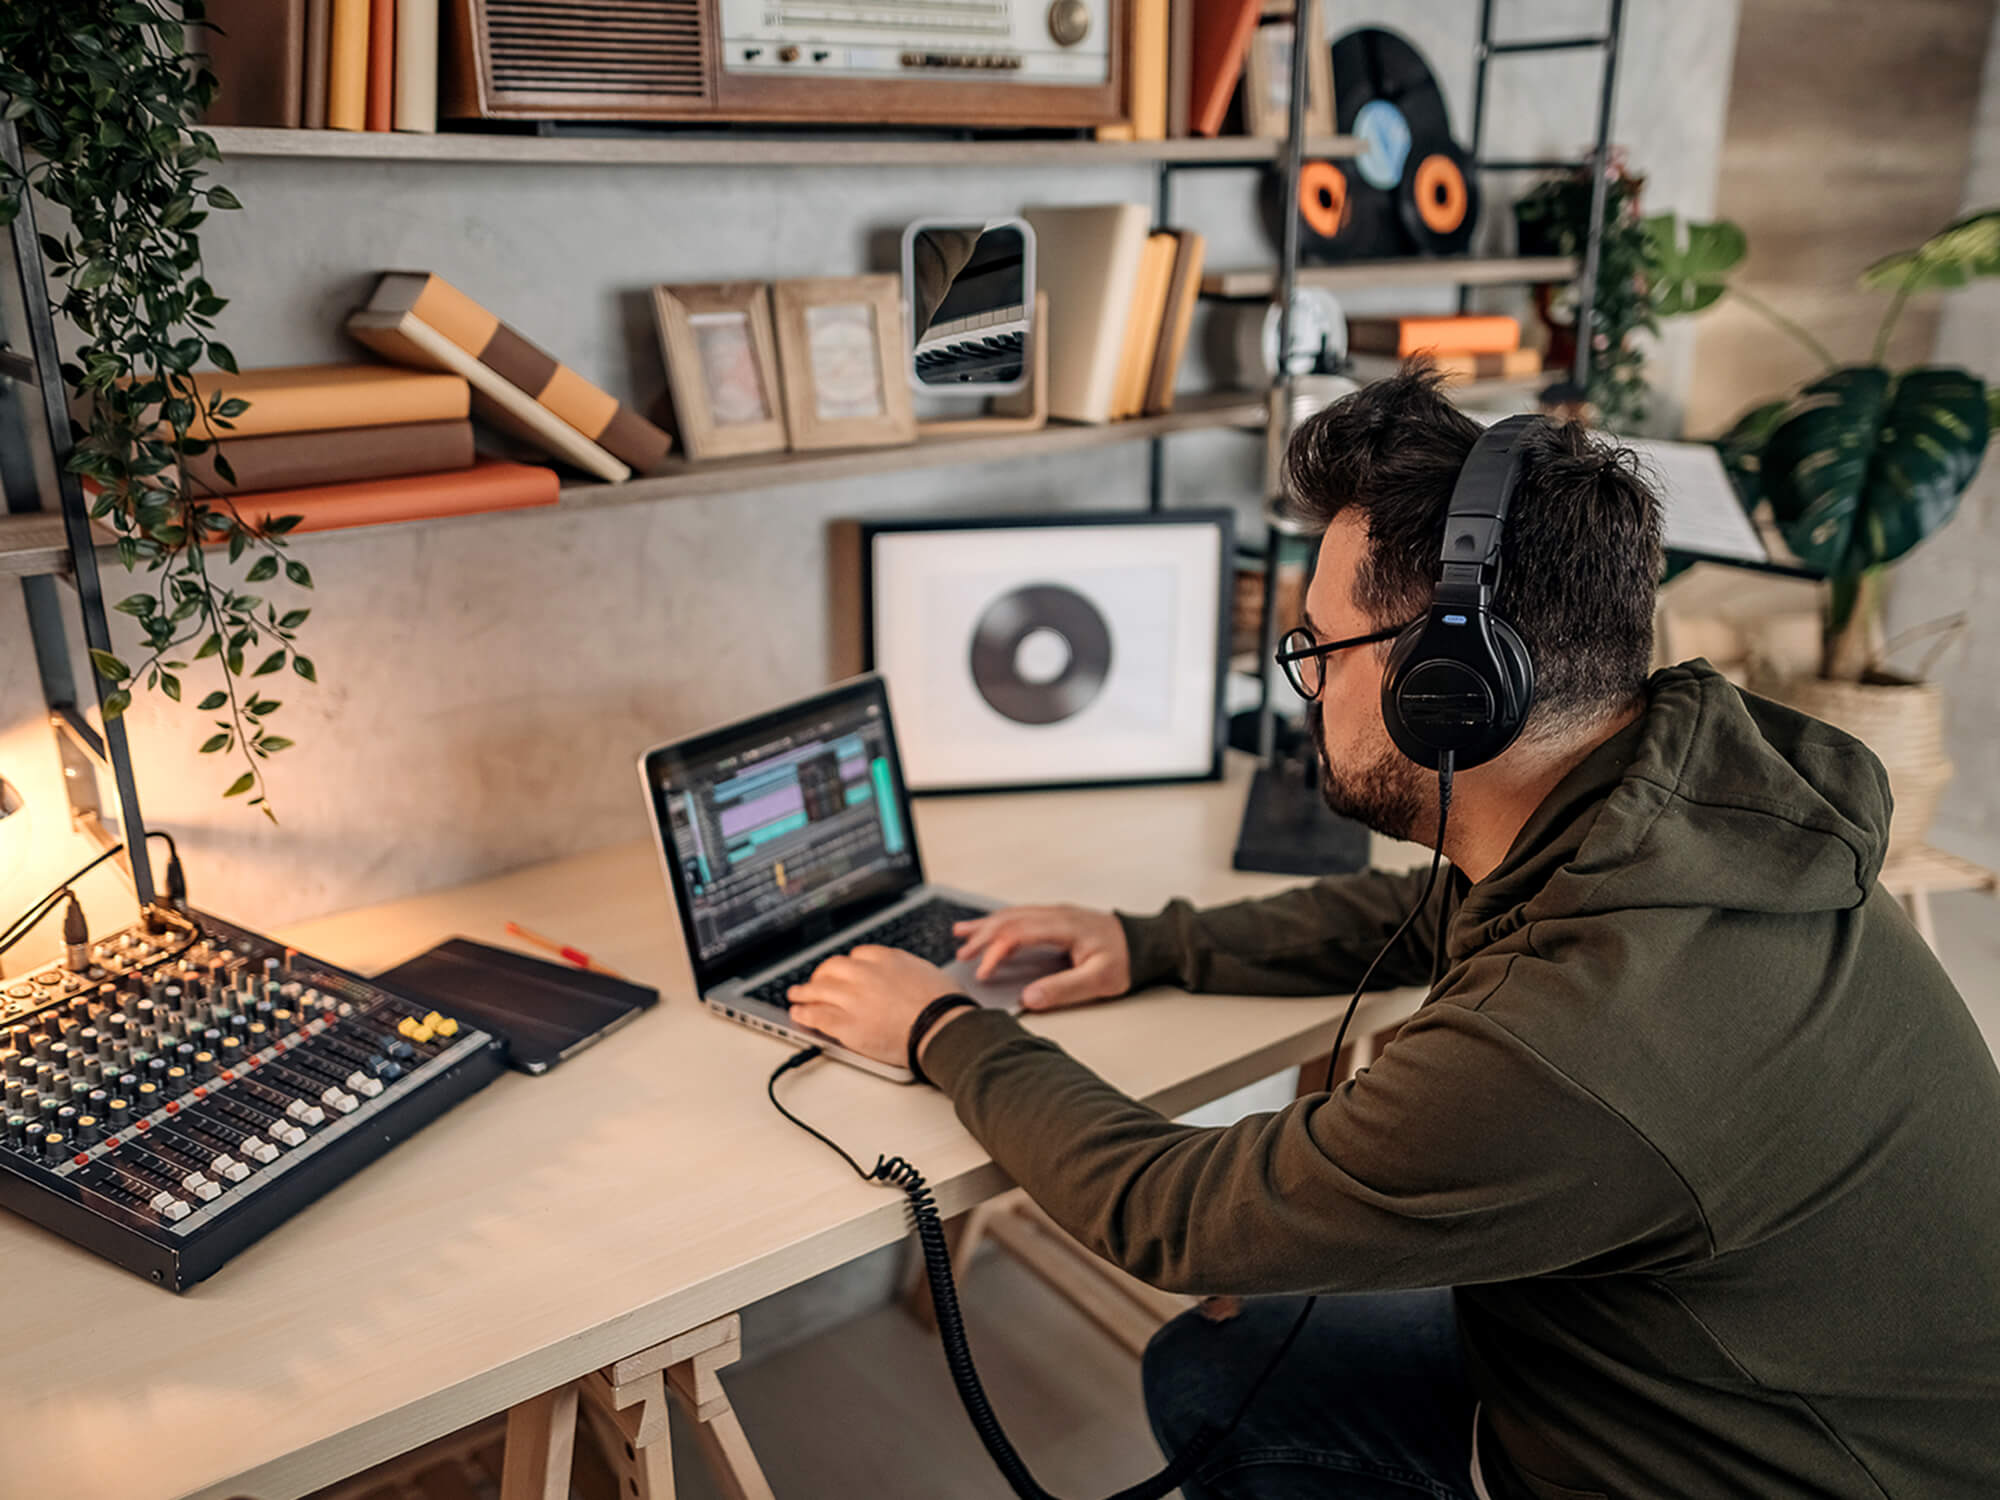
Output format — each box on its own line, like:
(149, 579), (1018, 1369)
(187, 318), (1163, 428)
(1435, 413), (1539, 611)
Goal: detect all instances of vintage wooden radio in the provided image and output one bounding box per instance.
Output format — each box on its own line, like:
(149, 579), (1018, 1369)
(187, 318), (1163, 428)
(442, 0), (1124, 127)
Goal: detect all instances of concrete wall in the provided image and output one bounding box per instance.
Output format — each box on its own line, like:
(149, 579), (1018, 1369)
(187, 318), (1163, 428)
(1, 0), (1741, 966)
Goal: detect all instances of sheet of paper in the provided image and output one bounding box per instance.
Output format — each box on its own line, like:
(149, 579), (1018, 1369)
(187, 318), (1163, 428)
(1623, 436), (1769, 565)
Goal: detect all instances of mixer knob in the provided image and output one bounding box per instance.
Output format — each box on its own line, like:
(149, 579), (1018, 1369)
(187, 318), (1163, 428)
(146, 1058), (168, 1085)
(163, 1066), (190, 1096)
(245, 1023), (270, 1052)
(193, 1051), (217, 1080)
(5, 1116), (27, 1148)
(106, 1097), (131, 1127)
(29, 1033), (52, 1061)
(39, 1130), (67, 1162)
(49, 1076), (73, 1104)
(73, 1114), (101, 1147)
(80, 1057), (103, 1087)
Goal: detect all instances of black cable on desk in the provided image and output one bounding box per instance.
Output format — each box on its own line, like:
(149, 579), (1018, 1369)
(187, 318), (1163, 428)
(0, 831), (188, 957)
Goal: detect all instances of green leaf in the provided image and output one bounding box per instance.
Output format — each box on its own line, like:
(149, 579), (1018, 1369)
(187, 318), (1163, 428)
(1860, 208), (2000, 294)
(253, 649), (285, 676)
(224, 771), (255, 797)
(197, 690), (228, 711)
(76, 258), (113, 291)
(207, 341), (239, 375)
(1645, 214), (1747, 318)
(195, 633), (222, 660)
(228, 529), (246, 563)
(89, 648), (131, 682)
(278, 608), (310, 628)
(264, 514), (303, 534)
(284, 559), (313, 588)
(113, 593), (156, 616)
(244, 555), (278, 582)
(293, 655), (317, 682)
(206, 184), (242, 211)
(200, 733), (230, 753)
(160, 672), (181, 702)
(259, 736), (294, 753)
(1758, 365), (1990, 578)
(102, 689), (132, 720)
(1714, 399), (1790, 514)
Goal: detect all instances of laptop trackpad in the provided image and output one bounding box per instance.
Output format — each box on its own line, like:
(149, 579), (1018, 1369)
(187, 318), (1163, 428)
(945, 945), (1070, 1013)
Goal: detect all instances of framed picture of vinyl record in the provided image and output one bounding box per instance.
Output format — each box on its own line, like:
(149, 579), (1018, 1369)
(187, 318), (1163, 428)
(859, 511), (1234, 794)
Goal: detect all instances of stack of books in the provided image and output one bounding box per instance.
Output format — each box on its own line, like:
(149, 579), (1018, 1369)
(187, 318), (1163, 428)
(1346, 315), (1544, 386)
(168, 364), (559, 534)
(192, 0), (440, 133)
(1022, 205), (1207, 424)
(347, 272), (675, 483)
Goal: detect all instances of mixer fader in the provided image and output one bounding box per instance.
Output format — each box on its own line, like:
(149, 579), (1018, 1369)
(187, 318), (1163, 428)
(0, 906), (505, 1289)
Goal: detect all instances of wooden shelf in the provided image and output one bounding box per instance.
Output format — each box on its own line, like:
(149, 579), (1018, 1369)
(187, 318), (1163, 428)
(556, 389), (1268, 508)
(0, 513), (72, 580)
(202, 125), (1360, 169)
(0, 393), (1266, 575)
(1201, 256), (1580, 298)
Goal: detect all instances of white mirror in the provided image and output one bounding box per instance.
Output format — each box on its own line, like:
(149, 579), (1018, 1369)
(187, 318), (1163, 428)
(902, 219), (1036, 394)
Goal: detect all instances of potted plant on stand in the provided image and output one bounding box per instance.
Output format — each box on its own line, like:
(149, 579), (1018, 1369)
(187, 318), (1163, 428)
(1648, 210), (1999, 855)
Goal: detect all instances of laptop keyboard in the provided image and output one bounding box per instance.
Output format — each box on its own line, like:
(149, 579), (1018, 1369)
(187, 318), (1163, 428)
(745, 899), (987, 1008)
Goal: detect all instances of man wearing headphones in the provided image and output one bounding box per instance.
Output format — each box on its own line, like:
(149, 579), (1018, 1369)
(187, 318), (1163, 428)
(787, 368), (2000, 1499)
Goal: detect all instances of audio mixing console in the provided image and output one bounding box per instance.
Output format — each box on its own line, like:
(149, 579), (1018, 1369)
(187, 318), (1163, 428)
(0, 906), (505, 1290)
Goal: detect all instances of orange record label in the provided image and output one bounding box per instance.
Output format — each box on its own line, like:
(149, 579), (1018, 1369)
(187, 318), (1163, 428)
(1414, 154), (1468, 233)
(1299, 161), (1349, 239)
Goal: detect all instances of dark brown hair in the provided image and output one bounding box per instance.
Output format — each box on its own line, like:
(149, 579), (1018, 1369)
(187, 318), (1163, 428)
(1281, 364), (1663, 735)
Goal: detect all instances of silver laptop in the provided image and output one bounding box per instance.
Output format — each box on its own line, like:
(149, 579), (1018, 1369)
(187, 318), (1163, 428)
(639, 676), (1067, 1081)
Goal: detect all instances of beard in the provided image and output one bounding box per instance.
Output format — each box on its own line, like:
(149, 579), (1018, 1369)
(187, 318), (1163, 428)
(1309, 701), (1428, 842)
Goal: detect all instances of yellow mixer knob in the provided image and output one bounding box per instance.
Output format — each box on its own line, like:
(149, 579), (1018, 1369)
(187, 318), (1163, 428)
(396, 1017), (421, 1039)
(433, 1017), (459, 1038)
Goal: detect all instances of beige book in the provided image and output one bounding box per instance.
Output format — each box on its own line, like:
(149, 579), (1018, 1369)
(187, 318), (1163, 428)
(1145, 230), (1207, 415)
(1113, 233), (1179, 419)
(1131, 0), (1170, 141)
(326, 0), (369, 130)
(392, 0), (438, 133)
(1022, 204), (1154, 424)
(346, 308), (631, 481)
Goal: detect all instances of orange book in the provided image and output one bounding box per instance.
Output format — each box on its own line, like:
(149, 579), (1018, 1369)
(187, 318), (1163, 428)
(229, 460), (557, 536)
(163, 364), (469, 440)
(1189, 0), (1259, 137)
(1130, 0), (1169, 141)
(327, 0), (369, 130)
(1346, 314), (1522, 358)
(365, 0), (395, 130)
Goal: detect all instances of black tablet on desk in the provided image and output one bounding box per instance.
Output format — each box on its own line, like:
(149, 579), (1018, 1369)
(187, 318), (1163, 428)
(374, 938), (659, 1074)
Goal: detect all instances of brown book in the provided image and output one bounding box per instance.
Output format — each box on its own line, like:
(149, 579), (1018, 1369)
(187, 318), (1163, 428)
(1166, 0), (1195, 137)
(182, 419), (473, 497)
(303, 0), (333, 128)
(227, 459), (557, 536)
(365, 0), (396, 130)
(1113, 233), (1179, 420)
(1145, 231), (1207, 415)
(362, 271), (673, 472)
(1346, 314), (1522, 358)
(193, 0), (307, 127)
(1189, 0), (1259, 137)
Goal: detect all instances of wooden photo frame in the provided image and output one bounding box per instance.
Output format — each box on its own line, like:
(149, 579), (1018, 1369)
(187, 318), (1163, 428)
(771, 275), (917, 452)
(651, 281), (789, 460)
(1243, 0), (1335, 139)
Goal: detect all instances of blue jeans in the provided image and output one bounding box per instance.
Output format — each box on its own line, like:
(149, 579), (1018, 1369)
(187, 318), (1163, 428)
(1142, 1289), (1480, 1500)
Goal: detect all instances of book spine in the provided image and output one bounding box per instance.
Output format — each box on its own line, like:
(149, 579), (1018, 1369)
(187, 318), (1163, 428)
(327, 0), (370, 129)
(303, 0), (334, 129)
(398, 273), (673, 472)
(366, 0), (396, 130)
(195, 0), (307, 127)
(392, 0), (438, 133)
(188, 371), (470, 439)
(227, 460), (559, 537)
(185, 419), (474, 495)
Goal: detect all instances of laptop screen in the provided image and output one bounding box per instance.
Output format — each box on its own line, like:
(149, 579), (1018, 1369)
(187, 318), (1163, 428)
(643, 678), (922, 984)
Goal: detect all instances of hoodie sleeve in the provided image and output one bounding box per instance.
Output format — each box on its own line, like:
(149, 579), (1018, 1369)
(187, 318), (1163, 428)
(922, 983), (1706, 1295)
(1116, 865), (1450, 998)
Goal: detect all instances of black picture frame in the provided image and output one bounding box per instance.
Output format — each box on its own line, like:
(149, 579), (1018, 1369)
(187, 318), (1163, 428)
(856, 509), (1236, 796)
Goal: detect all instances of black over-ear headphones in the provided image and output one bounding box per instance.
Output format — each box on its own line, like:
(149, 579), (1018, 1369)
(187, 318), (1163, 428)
(1380, 413), (1541, 771)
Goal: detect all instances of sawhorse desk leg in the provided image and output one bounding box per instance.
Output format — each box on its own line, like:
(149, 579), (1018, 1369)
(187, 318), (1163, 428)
(499, 1314), (774, 1500)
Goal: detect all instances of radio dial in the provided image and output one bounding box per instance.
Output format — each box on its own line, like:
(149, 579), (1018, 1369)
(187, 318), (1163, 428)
(1047, 0), (1089, 46)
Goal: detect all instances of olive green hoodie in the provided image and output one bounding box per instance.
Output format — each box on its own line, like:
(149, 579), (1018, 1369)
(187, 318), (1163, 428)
(923, 660), (2000, 1498)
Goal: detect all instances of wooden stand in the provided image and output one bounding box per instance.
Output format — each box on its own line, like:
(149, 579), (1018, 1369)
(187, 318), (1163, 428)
(491, 1315), (772, 1500)
(1881, 843), (1999, 950)
(916, 290), (1050, 438)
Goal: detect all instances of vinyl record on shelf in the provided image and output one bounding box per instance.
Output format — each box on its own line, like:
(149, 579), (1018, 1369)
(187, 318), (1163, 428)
(1397, 139), (1480, 256)
(1331, 26), (1456, 185)
(1262, 158), (1404, 264)
(968, 583), (1114, 726)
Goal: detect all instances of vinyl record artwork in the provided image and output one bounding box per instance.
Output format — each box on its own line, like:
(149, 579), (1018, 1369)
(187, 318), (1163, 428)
(861, 512), (1233, 792)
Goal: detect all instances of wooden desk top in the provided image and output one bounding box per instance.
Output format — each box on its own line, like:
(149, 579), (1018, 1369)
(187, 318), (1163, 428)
(0, 754), (1423, 1500)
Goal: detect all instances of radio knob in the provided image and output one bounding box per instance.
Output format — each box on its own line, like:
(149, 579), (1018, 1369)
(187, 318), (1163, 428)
(1047, 0), (1089, 45)
(778, 44), (799, 62)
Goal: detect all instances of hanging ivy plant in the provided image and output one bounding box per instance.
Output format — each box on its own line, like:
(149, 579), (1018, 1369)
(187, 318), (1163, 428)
(0, 0), (313, 818)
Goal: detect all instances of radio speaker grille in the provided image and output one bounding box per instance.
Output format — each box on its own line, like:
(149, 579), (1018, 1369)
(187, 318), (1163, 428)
(485, 0), (706, 100)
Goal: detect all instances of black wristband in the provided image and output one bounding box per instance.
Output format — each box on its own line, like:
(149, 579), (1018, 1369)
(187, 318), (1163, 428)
(908, 995), (980, 1086)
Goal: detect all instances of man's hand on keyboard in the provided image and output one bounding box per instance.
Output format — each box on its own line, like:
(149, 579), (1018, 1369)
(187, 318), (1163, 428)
(788, 947), (963, 1068)
(952, 906), (1130, 1012)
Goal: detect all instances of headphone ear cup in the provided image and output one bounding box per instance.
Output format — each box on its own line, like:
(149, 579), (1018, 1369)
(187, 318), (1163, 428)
(1379, 618), (1438, 769)
(1487, 616), (1536, 754)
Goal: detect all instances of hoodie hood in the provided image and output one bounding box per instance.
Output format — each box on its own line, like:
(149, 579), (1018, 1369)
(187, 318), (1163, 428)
(1456, 660), (1892, 951)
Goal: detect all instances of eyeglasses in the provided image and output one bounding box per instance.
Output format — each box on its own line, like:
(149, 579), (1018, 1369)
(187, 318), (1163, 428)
(1274, 621), (1413, 700)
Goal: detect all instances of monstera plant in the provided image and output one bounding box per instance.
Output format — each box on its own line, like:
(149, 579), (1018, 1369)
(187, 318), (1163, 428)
(1648, 209), (1998, 852)
(1649, 209), (1996, 680)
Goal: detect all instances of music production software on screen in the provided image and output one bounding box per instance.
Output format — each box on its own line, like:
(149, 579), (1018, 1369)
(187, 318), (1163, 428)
(665, 707), (912, 962)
